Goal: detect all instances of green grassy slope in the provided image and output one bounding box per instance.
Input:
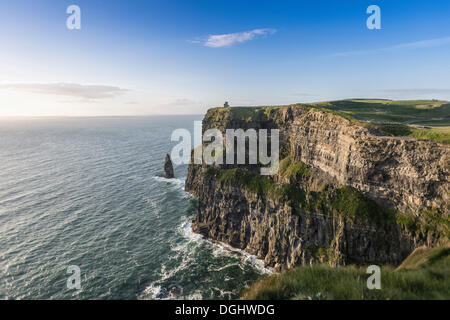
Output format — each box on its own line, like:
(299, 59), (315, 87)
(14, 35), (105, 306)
(314, 99), (450, 124)
(241, 245), (450, 300)
(396, 245), (450, 270)
(316, 99), (450, 144)
(214, 99), (450, 143)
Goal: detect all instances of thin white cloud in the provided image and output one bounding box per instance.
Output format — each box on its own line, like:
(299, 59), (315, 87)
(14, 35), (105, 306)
(163, 98), (200, 107)
(0, 83), (128, 100)
(381, 88), (450, 95)
(375, 88), (450, 100)
(193, 28), (276, 48)
(333, 36), (450, 57)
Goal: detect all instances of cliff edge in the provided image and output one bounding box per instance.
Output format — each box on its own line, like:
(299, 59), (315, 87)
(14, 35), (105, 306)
(185, 102), (449, 271)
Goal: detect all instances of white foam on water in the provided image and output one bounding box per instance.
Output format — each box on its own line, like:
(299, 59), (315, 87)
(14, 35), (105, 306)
(153, 175), (194, 199)
(144, 197), (161, 218)
(153, 176), (186, 188)
(211, 287), (234, 299)
(211, 240), (273, 274)
(139, 273), (203, 300)
(140, 284), (161, 298)
(207, 262), (240, 272)
(140, 214), (272, 300)
(139, 216), (200, 300)
(142, 177), (272, 301)
(185, 291), (203, 300)
(176, 215), (274, 275)
(177, 216), (203, 243)
(139, 284), (184, 300)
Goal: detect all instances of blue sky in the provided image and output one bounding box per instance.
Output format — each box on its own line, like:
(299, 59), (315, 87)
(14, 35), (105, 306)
(0, 0), (449, 116)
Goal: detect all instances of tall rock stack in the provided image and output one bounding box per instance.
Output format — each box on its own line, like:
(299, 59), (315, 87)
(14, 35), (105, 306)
(157, 153), (175, 179)
(164, 154), (175, 179)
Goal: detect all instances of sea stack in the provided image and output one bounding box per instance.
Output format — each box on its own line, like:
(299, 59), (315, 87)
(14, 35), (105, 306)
(163, 153), (174, 178)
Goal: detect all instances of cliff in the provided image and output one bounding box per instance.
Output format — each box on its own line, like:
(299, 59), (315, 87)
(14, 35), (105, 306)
(185, 103), (450, 271)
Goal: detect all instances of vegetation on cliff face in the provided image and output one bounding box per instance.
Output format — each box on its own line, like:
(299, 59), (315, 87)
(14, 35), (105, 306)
(319, 186), (391, 223)
(278, 156), (311, 180)
(206, 167), (277, 195)
(395, 208), (450, 240)
(205, 166), (392, 225)
(241, 246), (450, 300)
(205, 162), (448, 239)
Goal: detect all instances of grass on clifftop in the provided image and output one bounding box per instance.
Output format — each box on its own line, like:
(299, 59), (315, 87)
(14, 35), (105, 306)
(210, 99), (450, 144)
(314, 99), (450, 124)
(317, 100), (450, 144)
(241, 246), (450, 300)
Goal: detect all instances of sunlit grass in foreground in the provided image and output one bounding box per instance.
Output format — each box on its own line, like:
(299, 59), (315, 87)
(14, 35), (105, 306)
(241, 246), (449, 300)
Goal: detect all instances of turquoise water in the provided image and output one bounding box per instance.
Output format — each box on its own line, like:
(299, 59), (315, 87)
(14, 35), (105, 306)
(0, 116), (266, 300)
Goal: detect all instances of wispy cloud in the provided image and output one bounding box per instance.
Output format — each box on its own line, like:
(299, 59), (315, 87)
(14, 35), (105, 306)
(333, 36), (450, 57)
(0, 83), (128, 100)
(163, 98), (199, 107)
(191, 28), (276, 48)
(381, 88), (450, 95)
(376, 88), (450, 100)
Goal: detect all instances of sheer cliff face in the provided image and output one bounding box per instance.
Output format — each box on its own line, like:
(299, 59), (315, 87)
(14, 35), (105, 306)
(279, 107), (449, 214)
(185, 106), (450, 271)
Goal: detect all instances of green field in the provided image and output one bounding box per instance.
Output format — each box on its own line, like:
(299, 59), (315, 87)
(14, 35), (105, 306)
(218, 99), (450, 144)
(315, 99), (450, 144)
(313, 99), (450, 124)
(241, 246), (450, 300)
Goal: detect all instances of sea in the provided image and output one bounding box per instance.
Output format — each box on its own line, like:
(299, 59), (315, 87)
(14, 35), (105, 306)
(0, 116), (268, 300)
